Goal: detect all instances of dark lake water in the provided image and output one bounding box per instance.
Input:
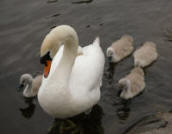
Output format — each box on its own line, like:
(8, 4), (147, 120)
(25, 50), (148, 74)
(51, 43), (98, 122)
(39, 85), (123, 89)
(1, 0), (172, 134)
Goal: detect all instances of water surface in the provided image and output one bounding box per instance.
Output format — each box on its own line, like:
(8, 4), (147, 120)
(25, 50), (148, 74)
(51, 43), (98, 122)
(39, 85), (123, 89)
(1, 0), (172, 134)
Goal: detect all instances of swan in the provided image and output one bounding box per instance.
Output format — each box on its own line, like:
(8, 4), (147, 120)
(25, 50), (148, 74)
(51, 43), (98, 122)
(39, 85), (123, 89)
(133, 41), (158, 67)
(38, 25), (105, 118)
(118, 67), (145, 100)
(106, 35), (134, 63)
(18, 73), (42, 98)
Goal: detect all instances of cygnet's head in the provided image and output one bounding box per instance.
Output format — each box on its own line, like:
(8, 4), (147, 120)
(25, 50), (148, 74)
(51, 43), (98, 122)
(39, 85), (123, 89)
(18, 74), (33, 92)
(118, 79), (131, 91)
(118, 79), (133, 99)
(106, 47), (115, 62)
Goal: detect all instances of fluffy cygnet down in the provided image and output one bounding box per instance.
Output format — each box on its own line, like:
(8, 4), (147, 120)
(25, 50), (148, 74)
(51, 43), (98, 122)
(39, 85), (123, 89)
(133, 41), (158, 68)
(18, 73), (42, 98)
(118, 67), (145, 100)
(106, 35), (134, 63)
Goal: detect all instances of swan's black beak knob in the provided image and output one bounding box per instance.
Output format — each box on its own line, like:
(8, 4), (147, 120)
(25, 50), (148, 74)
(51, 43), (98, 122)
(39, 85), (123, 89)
(40, 52), (52, 65)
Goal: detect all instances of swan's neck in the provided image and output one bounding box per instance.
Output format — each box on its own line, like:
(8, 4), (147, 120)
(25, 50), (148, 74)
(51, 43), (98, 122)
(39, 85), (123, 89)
(52, 37), (78, 87)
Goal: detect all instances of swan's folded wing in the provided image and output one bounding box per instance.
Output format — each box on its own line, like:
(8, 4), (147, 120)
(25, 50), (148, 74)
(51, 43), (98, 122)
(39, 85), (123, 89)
(69, 44), (105, 98)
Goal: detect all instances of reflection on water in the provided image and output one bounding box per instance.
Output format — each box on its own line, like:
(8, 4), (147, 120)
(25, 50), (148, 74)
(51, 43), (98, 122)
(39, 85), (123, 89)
(18, 95), (172, 134)
(47, 0), (58, 3)
(19, 97), (104, 134)
(105, 62), (131, 121)
(105, 62), (116, 85)
(19, 97), (36, 119)
(122, 113), (169, 134)
(47, 105), (104, 134)
(72, 0), (93, 4)
(115, 100), (131, 121)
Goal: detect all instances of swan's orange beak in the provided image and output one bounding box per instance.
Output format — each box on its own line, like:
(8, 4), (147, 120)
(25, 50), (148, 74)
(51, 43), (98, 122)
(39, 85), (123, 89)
(44, 60), (51, 78)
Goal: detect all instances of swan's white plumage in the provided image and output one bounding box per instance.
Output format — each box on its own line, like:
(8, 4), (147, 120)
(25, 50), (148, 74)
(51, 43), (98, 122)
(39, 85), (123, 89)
(38, 26), (105, 118)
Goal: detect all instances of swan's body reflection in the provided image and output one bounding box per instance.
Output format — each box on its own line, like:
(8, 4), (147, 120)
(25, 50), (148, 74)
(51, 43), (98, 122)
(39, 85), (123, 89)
(19, 98), (103, 134)
(48, 105), (104, 134)
(19, 97), (36, 119)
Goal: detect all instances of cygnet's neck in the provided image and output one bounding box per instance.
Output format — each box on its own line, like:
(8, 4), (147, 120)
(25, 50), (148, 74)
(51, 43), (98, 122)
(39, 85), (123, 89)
(23, 81), (33, 97)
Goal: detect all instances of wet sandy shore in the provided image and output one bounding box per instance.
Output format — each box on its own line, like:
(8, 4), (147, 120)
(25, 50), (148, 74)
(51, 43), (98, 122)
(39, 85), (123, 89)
(1, 0), (172, 134)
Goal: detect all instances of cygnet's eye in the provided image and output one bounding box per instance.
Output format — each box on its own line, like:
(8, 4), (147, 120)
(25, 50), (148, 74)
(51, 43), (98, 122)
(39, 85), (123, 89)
(107, 50), (113, 57)
(110, 51), (113, 56)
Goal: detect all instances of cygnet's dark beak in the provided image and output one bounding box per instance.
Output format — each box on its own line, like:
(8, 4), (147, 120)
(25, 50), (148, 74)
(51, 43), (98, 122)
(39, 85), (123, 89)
(116, 83), (122, 90)
(17, 84), (24, 92)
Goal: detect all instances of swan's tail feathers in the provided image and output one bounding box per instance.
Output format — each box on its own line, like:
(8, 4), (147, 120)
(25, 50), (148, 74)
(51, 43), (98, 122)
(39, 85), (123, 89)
(93, 37), (100, 46)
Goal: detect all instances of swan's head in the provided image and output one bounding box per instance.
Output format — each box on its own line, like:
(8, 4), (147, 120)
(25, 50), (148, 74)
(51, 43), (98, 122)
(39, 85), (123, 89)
(40, 25), (79, 78)
(18, 74), (33, 92)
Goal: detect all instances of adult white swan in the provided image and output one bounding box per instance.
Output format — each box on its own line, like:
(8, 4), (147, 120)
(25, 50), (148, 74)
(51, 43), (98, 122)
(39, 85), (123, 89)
(38, 25), (105, 118)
